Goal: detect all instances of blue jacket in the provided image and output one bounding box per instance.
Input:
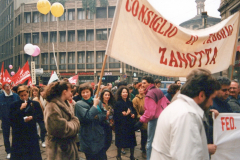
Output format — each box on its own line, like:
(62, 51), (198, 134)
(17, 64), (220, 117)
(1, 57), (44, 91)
(207, 97), (233, 144)
(0, 91), (20, 121)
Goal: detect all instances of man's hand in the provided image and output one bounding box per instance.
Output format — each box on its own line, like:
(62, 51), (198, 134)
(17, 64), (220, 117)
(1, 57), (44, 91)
(20, 102), (27, 110)
(131, 114), (135, 118)
(210, 109), (219, 119)
(208, 144), (217, 155)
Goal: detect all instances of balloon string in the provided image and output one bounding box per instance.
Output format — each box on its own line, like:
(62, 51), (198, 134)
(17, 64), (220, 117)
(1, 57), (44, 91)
(52, 43), (59, 74)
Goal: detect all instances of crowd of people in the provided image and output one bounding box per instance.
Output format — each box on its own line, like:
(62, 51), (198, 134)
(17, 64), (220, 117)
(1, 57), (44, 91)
(0, 68), (240, 160)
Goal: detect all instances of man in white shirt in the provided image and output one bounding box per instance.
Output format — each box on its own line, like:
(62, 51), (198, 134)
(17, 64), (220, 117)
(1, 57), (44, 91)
(151, 68), (221, 160)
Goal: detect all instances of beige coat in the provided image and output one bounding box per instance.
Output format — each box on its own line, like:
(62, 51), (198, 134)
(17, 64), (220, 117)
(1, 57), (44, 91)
(44, 97), (80, 160)
(132, 94), (148, 130)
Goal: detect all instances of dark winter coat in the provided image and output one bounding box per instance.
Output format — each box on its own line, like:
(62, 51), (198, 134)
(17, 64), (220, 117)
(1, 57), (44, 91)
(9, 99), (43, 160)
(0, 91), (19, 123)
(114, 99), (137, 148)
(228, 97), (240, 112)
(75, 99), (107, 155)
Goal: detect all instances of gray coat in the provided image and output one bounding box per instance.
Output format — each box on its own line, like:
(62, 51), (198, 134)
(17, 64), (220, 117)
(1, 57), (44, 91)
(75, 100), (107, 154)
(228, 98), (240, 112)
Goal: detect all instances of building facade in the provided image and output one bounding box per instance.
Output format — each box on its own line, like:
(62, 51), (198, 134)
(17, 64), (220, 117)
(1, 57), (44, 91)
(180, 0), (221, 30)
(218, 0), (240, 80)
(0, 0), (168, 85)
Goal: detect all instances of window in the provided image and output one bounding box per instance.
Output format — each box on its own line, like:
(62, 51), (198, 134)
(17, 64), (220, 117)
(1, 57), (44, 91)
(78, 30), (85, 41)
(50, 13), (57, 21)
(33, 56), (39, 64)
(96, 51), (104, 62)
(108, 29), (111, 37)
(86, 51), (94, 69)
(25, 33), (31, 43)
(77, 9), (85, 20)
(87, 52), (94, 63)
(18, 35), (21, 45)
(68, 31), (75, 42)
(108, 7), (115, 18)
(96, 29), (107, 40)
(86, 30), (94, 41)
(60, 31), (66, 42)
(50, 32), (57, 42)
(50, 53), (56, 64)
(78, 52), (85, 63)
(42, 14), (48, 22)
(32, 33), (39, 43)
(42, 32), (48, 43)
(96, 8), (107, 18)
(25, 13), (31, 23)
(109, 57), (120, 68)
(41, 53), (48, 64)
(59, 52), (66, 64)
(68, 52), (75, 63)
(59, 12), (66, 21)
(77, 52), (85, 69)
(86, 10), (93, 19)
(68, 9), (75, 20)
(18, 15), (21, 25)
(33, 12), (39, 23)
(24, 54), (31, 63)
(96, 51), (105, 69)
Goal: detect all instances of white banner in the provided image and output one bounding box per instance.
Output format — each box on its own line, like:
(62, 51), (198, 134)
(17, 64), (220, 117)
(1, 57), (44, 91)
(106, 0), (240, 77)
(212, 113), (240, 160)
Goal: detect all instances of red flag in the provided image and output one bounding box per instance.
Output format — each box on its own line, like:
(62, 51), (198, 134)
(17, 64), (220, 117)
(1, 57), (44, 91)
(51, 71), (54, 77)
(68, 75), (78, 85)
(27, 78), (32, 86)
(2, 69), (12, 86)
(0, 62), (4, 83)
(13, 61), (31, 85)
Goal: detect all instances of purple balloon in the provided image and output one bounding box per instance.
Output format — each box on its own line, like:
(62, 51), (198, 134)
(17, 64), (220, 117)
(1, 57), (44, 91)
(11, 71), (15, 76)
(32, 45), (40, 57)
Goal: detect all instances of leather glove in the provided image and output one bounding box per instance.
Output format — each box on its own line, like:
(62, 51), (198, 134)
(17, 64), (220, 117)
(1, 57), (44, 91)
(134, 121), (143, 131)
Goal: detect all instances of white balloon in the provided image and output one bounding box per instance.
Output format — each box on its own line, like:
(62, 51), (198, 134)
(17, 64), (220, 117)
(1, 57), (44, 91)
(24, 44), (35, 55)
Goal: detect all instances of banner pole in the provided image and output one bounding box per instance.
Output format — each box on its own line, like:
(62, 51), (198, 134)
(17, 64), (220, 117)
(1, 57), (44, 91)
(52, 43), (59, 75)
(95, 55), (108, 98)
(230, 11), (240, 80)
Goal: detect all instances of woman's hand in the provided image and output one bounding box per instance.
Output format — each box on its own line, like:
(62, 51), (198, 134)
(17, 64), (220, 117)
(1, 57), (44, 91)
(126, 108), (131, 115)
(24, 116), (33, 122)
(122, 111), (127, 116)
(131, 114), (135, 118)
(20, 102), (27, 110)
(93, 97), (100, 108)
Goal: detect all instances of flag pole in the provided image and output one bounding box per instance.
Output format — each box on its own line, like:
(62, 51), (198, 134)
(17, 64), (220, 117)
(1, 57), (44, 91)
(52, 43), (59, 75)
(95, 55), (108, 98)
(230, 11), (240, 80)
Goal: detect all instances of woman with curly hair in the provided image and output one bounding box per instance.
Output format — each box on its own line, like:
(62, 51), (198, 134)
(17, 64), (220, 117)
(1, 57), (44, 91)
(114, 86), (137, 160)
(43, 81), (80, 160)
(9, 85), (43, 160)
(75, 82), (108, 160)
(100, 89), (115, 153)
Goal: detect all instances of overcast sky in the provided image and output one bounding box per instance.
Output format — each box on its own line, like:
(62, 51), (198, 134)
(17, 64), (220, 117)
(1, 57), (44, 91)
(148, 0), (221, 25)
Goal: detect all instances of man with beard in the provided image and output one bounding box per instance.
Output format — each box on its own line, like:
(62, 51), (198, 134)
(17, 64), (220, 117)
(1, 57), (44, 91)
(150, 68), (221, 160)
(228, 80), (240, 112)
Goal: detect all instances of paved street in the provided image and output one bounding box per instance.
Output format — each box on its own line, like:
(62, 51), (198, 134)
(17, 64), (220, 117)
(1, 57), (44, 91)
(0, 130), (146, 160)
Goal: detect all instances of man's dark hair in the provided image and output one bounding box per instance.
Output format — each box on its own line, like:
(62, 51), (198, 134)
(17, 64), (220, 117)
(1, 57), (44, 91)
(133, 81), (139, 85)
(175, 80), (180, 84)
(154, 79), (161, 84)
(181, 69), (221, 99)
(117, 81), (127, 88)
(142, 76), (154, 84)
(217, 76), (231, 86)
